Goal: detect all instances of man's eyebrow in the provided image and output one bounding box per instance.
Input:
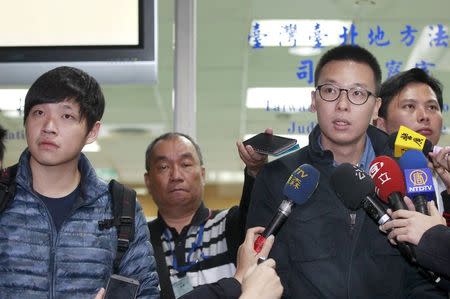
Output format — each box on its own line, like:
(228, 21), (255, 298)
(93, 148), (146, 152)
(152, 156), (168, 163)
(180, 152), (195, 160)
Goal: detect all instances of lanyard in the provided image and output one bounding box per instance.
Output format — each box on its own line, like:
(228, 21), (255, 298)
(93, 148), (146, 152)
(163, 223), (210, 273)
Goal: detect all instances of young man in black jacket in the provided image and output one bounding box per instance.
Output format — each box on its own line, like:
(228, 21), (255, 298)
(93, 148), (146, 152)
(246, 45), (447, 298)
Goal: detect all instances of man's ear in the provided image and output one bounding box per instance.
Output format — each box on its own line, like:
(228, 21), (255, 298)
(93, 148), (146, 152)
(372, 97), (382, 119)
(86, 121), (101, 144)
(144, 172), (152, 193)
(375, 116), (387, 132)
(310, 90), (317, 112)
(201, 166), (206, 186)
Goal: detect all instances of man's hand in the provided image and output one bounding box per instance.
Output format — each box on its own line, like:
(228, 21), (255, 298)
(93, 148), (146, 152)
(94, 288), (105, 299)
(234, 226), (274, 284)
(236, 128), (272, 177)
(239, 258), (283, 299)
(428, 146), (450, 192)
(380, 200), (446, 245)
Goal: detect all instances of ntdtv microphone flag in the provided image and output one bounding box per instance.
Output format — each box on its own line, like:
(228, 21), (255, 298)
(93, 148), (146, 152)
(398, 149), (435, 215)
(398, 150), (435, 201)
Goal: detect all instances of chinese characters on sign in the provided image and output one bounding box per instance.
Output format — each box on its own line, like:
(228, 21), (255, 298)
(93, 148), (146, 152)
(248, 22), (448, 81)
(248, 21), (449, 134)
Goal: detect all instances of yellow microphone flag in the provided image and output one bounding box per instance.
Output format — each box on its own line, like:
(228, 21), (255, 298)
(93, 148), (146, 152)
(394, 125), (426, 157)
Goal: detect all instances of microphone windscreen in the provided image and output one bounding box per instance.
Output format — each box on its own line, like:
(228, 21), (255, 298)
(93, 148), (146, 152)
(422, 139), (434, 155)
(398, 149), (435, 200)
(394, 126), (428, 157)
(388, 130), (435, 156)
(387, 131), (397, 150)
(369, 156), (406, 203)
(283, 164), (320, 205)
(331, 163), (375, 210)
(398, 149), (428, 169)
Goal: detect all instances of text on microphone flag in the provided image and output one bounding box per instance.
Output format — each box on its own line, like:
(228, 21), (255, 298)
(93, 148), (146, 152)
(352, 164), (367, 180)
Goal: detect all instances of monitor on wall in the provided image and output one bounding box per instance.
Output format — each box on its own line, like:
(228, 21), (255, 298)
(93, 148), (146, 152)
(0, 0), (157, 85)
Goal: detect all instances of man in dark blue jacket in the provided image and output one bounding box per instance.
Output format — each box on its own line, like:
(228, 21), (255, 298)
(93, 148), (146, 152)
(246, 45), (447, 298)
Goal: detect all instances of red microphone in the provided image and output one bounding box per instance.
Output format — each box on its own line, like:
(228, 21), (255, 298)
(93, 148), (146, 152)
(369, 155), (418, 265)
(369, 156), (408, 211)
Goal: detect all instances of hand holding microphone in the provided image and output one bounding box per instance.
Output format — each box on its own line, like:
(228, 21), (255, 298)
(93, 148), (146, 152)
(253, 164), (320, 253)
(381, 199), (446, 245)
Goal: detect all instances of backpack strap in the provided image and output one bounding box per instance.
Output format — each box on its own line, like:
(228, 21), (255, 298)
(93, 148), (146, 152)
(98, 179), (136, 274)
(0, 164), (18, 213)
(149, 219), (176, 299)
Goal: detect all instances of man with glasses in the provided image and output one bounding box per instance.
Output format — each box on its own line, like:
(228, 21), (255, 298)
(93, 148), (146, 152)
(246, 45), (446, 298)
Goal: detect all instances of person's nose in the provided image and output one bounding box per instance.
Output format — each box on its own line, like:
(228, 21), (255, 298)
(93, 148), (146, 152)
(41, 114), (57, 135)
(335, 89), (351, 111)
(417, 106), (430, 123)
(170, 164), (183, 181)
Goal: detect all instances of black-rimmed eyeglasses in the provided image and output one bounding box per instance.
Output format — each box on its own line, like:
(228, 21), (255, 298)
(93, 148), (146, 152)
(316, 84), (374, 105)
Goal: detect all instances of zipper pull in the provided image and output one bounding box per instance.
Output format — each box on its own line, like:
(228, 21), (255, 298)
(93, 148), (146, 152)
(349, 212), (356, 235)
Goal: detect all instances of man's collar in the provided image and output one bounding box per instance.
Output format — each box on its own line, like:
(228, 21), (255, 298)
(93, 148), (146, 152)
(157, 201), (210, 229)
(189, 202), (210, 226)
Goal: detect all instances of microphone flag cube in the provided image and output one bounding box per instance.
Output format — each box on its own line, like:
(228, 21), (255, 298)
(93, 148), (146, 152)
(394, 125), (427, 157)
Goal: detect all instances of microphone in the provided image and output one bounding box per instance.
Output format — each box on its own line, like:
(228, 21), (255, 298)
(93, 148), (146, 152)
(253, 164), (320, 253)
(398, 150), (435, 215)
(369, 156), (408, 211)
(388, 125), (441, 158)
(331, 163), (417, 263)
(331, 163), (389, 224)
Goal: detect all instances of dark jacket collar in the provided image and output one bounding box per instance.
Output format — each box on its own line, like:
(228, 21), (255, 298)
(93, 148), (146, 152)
(307, 124), (392, 165)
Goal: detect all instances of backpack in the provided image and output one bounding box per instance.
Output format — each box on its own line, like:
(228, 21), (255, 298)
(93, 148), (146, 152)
(0, 164), (136, 274)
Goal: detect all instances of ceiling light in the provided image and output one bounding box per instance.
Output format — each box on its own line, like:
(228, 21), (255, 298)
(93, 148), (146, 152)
(82, 141), (101, 152)
(0, 89), (27, 118)
(248, 19), (352, 48)
(207, 171), (246, 183)
(246, 87), (314, 112)
(288, 46), (322, 56)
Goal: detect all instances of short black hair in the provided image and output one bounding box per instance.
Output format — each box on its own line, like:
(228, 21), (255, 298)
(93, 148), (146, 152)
(314, 45), (382, 95)
(145, 132), (204, 171)
(378, 68), (443, 119)
(24, 66), (105, 132)
(0, 125), (6, 161)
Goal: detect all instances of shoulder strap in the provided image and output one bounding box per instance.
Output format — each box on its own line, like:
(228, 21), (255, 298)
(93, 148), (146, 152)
(149, 219), (176, 299)
(0, 164), (18, 213)
(108, 179), (136, 274)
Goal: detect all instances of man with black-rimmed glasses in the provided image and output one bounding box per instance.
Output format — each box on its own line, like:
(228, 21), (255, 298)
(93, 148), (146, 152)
(246, 45), (446, 298)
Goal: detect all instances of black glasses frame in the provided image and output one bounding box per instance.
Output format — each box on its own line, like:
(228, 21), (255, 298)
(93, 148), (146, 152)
(316, 84), (374, 105)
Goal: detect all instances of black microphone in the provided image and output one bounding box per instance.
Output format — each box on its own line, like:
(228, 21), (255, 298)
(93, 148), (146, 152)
(331, 163), (417, 264)
(331, 163), (444, 284)
(253, 164), (320, 253)
(331, 163), (389, 224)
